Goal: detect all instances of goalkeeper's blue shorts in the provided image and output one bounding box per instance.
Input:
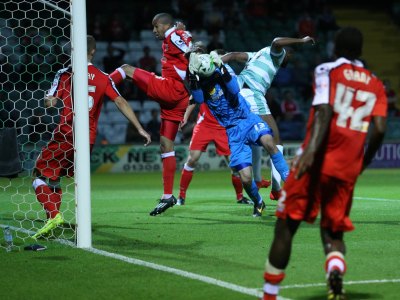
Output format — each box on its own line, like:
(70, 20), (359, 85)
(227, 113), (272, 171)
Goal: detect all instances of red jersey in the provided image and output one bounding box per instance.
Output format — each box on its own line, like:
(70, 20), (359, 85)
(48, 63), (120, 144)
(196, 103), (225, 130)
(161, 27), (192, 81)
(303, 57), (387, 183)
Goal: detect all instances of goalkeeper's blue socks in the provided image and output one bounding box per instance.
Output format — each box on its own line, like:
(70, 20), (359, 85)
(244, 180), (262, 205)
(270, 151), (289, 182)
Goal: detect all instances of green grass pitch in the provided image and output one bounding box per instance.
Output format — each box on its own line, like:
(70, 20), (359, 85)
(0, 169), (399, 299)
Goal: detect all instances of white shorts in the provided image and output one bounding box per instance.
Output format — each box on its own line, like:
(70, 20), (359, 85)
(240, 88), (270, 115)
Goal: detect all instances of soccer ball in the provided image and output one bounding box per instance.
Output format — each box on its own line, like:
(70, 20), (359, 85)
(189, 53), (216, 77)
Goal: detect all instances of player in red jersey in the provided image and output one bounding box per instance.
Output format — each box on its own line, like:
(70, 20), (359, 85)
(177, 103), (251, 206)
(110, 13), (192, 215)
(32, 35), (151, 239)
(262, 27), (387, 300)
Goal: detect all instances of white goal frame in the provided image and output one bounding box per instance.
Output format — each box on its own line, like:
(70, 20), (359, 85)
(70, 0), (91, 248)
(44, 0), (92, 248)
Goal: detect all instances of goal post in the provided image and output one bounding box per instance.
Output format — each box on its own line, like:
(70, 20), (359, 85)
(0, 0), (91, 249)
(71, 0), (92, 249)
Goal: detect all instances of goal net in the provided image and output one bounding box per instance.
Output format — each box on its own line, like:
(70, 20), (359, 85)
(0, 0), (81, 250)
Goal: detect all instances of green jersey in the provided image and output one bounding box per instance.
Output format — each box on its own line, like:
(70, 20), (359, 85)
(238, 47), (286, 95)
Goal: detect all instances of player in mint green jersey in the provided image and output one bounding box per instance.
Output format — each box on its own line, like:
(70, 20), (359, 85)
(220, 36), (314, 200)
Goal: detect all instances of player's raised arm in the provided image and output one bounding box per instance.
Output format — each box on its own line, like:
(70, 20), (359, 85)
(271, 36), (315, 53)
(220, 52), (249, 64)
(113, 96), (151, 146)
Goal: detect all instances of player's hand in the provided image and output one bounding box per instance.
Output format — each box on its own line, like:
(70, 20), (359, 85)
(139, 129), (151, 146)
(302, 36), (315, 45)
(292, 148), (315, 179)
(179, 118), (188, 130)
(175, 21), (186, 31)
(210, 51), (222, 67)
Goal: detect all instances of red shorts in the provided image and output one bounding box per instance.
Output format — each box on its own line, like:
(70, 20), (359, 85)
(133, 69), (189, 122)
(35, 139), (75, 180)
(35, 140), (93, 180)
(160, 119), (180, 141)
(189, 124), (230, 156)
(276, 172), (355, 232)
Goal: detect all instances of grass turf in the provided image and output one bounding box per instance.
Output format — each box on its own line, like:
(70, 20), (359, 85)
(0, 169), (399, 299)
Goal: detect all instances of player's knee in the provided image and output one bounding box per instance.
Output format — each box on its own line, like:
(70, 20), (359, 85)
(187, 157), (198, 167)
(260, 134), (276, 154)
(240, 172), (252, 186)
(32, 177), (47, 190)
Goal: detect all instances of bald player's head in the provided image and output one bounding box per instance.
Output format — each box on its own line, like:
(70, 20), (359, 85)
(152, 13), (174, 40)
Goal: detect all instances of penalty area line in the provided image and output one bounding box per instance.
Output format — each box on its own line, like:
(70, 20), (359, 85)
(2, 224), (292, 300)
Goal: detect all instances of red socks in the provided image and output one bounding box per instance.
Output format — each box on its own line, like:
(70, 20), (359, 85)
(109, 68), (124, 85)
(231, 174), (243, 200)
(35, 185), (60, 219)
(325, 251), (346, 274)
(179, 168), (194, 199)
(162, 155), (176, 195)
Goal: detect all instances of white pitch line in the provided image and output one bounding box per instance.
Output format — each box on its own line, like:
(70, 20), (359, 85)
(354, 196), (400, 202)
(281, 278), (400, 289)
(1, 224), (291, 300)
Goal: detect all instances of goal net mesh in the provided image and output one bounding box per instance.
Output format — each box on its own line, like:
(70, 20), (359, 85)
(0, 0), (76, 249)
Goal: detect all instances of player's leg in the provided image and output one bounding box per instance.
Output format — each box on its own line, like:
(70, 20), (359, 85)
(229, 137), (264, 216)
(237, 165), (265, 216)
(227, 158), (251, 204)
(109, 65), (134, 85)
(241, 89), (271, 190)
(214, 130), (250, 204)
(32, 175), (59, 219)
(150, 119), (180, 216)
(32, 141), (70, 219)
(261, 114), (283, 200)
(321, 228), (347, 300)
(263, 217), (301, 300)
(32, 173), (64, 239)
(179, 124), (213, 205)
(178, 150), (202, 205)
(258, 134), (289, 183)
(320, 175), (354, 299)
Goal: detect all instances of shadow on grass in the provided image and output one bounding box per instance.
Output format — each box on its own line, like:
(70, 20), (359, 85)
(299, 291), (383, 299)
(91, 227), (261, 271)
(32, 256), (72, 261)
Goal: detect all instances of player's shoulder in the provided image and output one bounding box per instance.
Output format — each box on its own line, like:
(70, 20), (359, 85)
(314, 61), (338, 75)
(175, 29), (192, 39)
(170, 29), (192, 48)
(89, 64), (109, 78)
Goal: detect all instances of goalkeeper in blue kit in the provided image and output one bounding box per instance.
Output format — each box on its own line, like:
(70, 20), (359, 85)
(187, 52), (289, 217)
